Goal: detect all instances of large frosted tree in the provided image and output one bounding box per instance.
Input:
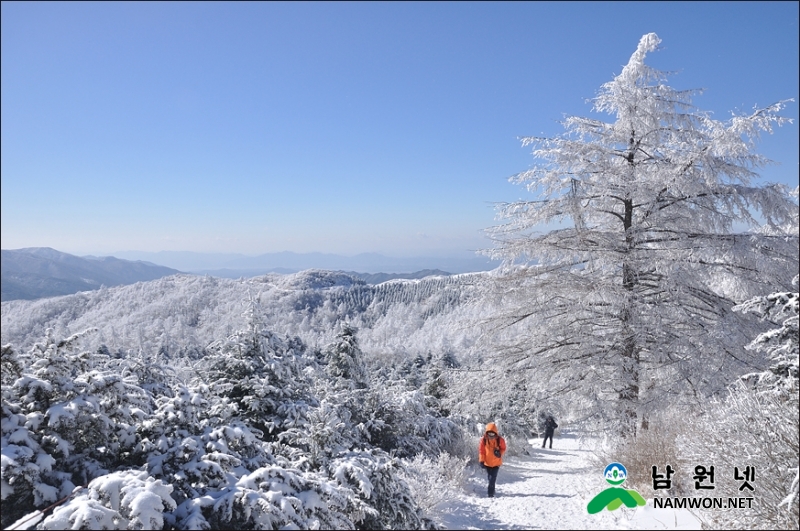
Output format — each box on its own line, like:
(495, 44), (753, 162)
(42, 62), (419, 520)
(486, 33), (798, 431)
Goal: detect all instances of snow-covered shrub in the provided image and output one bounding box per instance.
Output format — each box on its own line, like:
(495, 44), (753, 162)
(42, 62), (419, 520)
(2, 330), (151, 527)
(327, 449), (433, 530)
(399, 452), (469, 526)
(387, 389), (460, 458)
(41, 470), (176, 530)
(18, 329), (150, 469)
(334, 385), (453, 459)
(681, 279), (799, 529)
(1, 389), (64, 528)
(734, 275), (799, 396)
(1, 344), (22, 386)
(197, 465), (355, 530)
(118, 352), (176, 399)
(682, 382), (799, 529)
(136, 384), (256, 506)
(281, 399), (351, 469)
(314, 328), (463, 460)
(70, 370), (151, 467)
(137, 370), (359, 530)
(591, 408), (694, 496)
(438, 422), (478, 462)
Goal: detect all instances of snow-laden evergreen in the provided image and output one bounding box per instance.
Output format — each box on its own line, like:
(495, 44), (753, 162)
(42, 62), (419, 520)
(734, 275), (799, 395)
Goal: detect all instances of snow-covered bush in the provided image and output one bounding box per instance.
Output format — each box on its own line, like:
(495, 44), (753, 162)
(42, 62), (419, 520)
(41, 470), (176, 530)
(327, 449), (433, 530)
(200, 313), (318, 442)
(592, 408), (694, 496)
(196, 465), (355, 530)
(325, 324), (368, 389)
(2, 330), (150, 528)
(118, 351), (176, 399)
(281, 399), (351, 469)
(1, 344), (22, 386)
(1, 383), (63, 528)
(681, 279), (799, 529)
(280, 396), (440, 529)
(386, 388), (460, 458)
(682, 382), (799, 529)
(399, 452), (469, 526)
(313, 329), (463, 460)
(136, 383), (257, 507)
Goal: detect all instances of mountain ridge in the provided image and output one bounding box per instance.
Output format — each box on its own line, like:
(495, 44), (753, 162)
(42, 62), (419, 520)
(1, 247), (489, 301)
(110, 249), (496, 274)
(1, 247), (182, 301)
(1, 268), (492, 356)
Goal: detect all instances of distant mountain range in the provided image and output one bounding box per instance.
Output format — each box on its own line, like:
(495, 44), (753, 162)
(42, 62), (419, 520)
(110, 250), (497, 274)
(1, 248), (181, 301)
(188, 268), (453, 283)
(1, 247), (495, 301)
(346, 269), (452, 284)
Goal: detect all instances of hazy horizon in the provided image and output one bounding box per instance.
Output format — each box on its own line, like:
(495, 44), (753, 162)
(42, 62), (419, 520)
(2, 246), (499, 274)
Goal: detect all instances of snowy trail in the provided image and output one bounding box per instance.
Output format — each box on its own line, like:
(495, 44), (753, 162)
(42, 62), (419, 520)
(437, 434), (701, 530)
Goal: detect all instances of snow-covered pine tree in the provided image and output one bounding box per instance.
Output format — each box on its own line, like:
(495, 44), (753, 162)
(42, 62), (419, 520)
(326, 449), (433, 530)
(136, 384), (243, 508)
(1, 345), (22, 387)
(734, 275), (799, 395)
(486, 33), (798, 431)
(200, 298), (318, 442)
(325, 323), (368, 389)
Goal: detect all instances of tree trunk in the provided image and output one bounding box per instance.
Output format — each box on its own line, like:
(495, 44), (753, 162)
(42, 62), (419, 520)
(620, 191), (640, 435)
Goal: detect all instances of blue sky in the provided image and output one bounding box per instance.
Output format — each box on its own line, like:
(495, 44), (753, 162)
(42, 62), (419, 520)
(2, 1), (798, 258)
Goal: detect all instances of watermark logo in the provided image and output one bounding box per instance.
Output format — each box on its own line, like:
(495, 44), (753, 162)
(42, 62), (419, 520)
(604, 462), (627, 486)
(587, 462), (646, 514)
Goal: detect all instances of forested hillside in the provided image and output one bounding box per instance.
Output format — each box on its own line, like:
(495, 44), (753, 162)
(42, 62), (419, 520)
(1, 270), (491, 363)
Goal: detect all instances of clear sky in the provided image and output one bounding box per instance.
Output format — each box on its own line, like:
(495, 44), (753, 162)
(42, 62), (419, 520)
(2, 1), (798, 258)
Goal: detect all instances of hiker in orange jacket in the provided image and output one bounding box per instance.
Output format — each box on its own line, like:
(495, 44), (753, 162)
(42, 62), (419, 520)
(478, 422), (507, 497)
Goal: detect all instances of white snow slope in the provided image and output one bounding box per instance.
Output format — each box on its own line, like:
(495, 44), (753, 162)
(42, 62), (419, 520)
(438, 434), (701, 530)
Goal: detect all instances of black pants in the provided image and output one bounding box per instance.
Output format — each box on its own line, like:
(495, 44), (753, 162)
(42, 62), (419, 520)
(542, 431), (554, 448)
(486, 465), (499, 497)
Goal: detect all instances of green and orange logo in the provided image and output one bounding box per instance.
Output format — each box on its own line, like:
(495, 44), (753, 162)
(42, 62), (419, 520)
(587, 462), (646, 514)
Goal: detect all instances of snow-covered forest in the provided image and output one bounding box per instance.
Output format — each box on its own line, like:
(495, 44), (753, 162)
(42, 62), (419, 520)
(2, 33), (798, 530)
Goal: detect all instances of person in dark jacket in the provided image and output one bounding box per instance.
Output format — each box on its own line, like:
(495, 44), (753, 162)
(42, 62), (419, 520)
(542, 415), (558, 449)
(478, 422), (507, 497)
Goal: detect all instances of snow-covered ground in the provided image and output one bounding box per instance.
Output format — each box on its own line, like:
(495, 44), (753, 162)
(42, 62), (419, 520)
(437, 434), (702, 530)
